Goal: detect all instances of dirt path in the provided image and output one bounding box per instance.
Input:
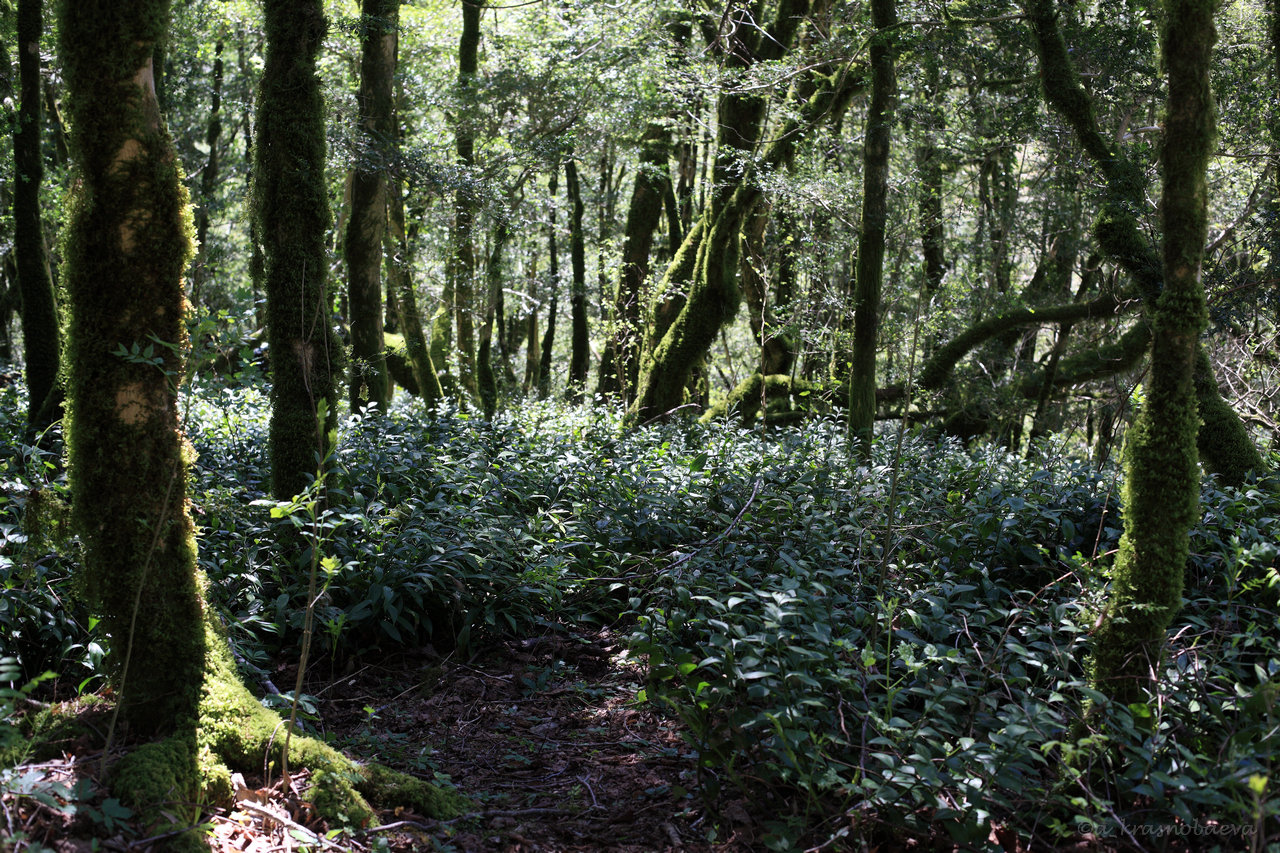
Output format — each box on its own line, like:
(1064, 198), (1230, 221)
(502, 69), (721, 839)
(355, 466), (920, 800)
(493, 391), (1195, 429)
(3, 629), (752, 852)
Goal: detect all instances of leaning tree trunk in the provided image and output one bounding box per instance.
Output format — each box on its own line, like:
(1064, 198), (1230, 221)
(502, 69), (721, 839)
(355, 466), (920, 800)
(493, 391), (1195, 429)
(597, 123), (670, 401)
(630, 0), (827, 424)
(345, 0), (396, 411)
(386, 177), (442, 408)
(257, 0), (343, 501)
(564, 155), (589, 402)
(848, 0), (897, 461)
(14, 0), (62, 441)
(1091, 0), (1214, 705)
(1024, 0), (1263, 485)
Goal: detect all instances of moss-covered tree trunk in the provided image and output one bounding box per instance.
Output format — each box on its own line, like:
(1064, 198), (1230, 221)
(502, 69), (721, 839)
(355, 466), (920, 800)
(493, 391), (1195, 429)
(564, 155), (589, 402)
(14, 0), (63, 440)
(1091, 0), (1214, 705)
(61, 0), (204, 737)
(1024, 0), (1263, 485)
(256, 0), (343, 501)
(597, 123), (671, 401)
(848, 0), (897, 461)
(345, 0), (396, 411)
(449, 0), (484, 401)
(630, 0), (819, 424)
(386, 178), (442, 408)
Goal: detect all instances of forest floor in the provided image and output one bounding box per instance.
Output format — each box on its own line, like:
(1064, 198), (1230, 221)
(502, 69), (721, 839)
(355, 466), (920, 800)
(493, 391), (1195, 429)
(2, 628), (754, 852)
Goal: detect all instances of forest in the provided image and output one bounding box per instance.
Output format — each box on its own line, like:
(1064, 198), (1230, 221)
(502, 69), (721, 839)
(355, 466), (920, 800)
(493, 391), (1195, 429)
(1, 0), (1279, 849)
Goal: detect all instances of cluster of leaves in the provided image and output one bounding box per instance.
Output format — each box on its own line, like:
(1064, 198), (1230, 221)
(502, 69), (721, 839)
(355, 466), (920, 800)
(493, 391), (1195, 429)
(3, 382), (1278, 849)
(630, 430), (1280, 850)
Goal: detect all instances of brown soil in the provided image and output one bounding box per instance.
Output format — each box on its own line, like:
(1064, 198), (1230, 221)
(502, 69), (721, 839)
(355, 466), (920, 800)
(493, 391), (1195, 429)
(0, 629), (764, 852)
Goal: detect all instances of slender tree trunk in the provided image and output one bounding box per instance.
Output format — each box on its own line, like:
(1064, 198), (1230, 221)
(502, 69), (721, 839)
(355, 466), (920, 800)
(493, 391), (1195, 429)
(564, 156), (589, 402)
(848, 0), (897, 460)
(386, 179), (441, 408)
(14, 0), (62, 440)
(1091, 0), (1214, 706)
(449, 0), (484, 400)
(916, 55), (946, 360)
(477, 218), (508, 418)
(537, 171), (560, 399)
(345, 0), (396, 411)
(257, 0), (343, 501)
(191, 39), (224, 311)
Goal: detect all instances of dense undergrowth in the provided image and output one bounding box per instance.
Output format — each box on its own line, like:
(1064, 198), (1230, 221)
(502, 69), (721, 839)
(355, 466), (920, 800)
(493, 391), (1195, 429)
(2, 379), (1279, 850)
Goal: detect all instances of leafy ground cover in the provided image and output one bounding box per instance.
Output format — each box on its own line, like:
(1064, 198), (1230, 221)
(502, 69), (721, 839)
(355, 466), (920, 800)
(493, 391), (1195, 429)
(1, 382), (1279, 850)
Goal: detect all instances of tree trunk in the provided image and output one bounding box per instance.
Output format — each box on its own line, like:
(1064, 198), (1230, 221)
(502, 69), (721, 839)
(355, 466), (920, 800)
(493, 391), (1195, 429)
(449, 0), (484, 401)
(1024, 0), (1263, 485)
(848, 0), (898, 461)
(61, 0), (203, 738)
(631, 0), (828, 424)
(256, 0), (343, 501)
(386, 178), (442, 408)
(564, 155), (589, 402)
(477, 218), (508, 418)
(1091, 0), (1213, 705)
(191, 39), (224, 311)
(598, 124), (670, 400)
(14, 0), (62, 441)
(537, 171), (559, 398)
(345, 0), (396, 411)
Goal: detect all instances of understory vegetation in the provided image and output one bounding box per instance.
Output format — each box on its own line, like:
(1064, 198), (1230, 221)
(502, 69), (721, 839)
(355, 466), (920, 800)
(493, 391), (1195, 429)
(3, 380), (1279, 850)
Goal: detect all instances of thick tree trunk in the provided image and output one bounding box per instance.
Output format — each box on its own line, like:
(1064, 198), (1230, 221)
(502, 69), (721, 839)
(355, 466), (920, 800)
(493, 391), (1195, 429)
(257, 0), (343, 501)
(345, 0), (396, 411)
(14, 0), (62, 440)
(449, 0), (484, 401)
(848, 0), (897, 461)
(564, 156), (589, 402)
(61, 0), (203, 738)
(1092, 0), (1214, 705)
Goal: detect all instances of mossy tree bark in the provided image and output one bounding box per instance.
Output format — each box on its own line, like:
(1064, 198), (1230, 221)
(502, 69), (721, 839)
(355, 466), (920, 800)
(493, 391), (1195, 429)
(15, 0), (63, 441)
(61, 9), (466, 842)
(256, 0), (343, 501)
(848, 0), (897, 461)
(60, 0), (204, 739)
(345, 0), (397, 411)
(564, 155), (589, 403)
(449, 0), (484, 401)
(630, 0), (836, 424)
(386, 178), (442, 409)
(597, 126), (671, 401)
(1091, 0), (1214, 705)
(1023, 0), (1263, 485)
